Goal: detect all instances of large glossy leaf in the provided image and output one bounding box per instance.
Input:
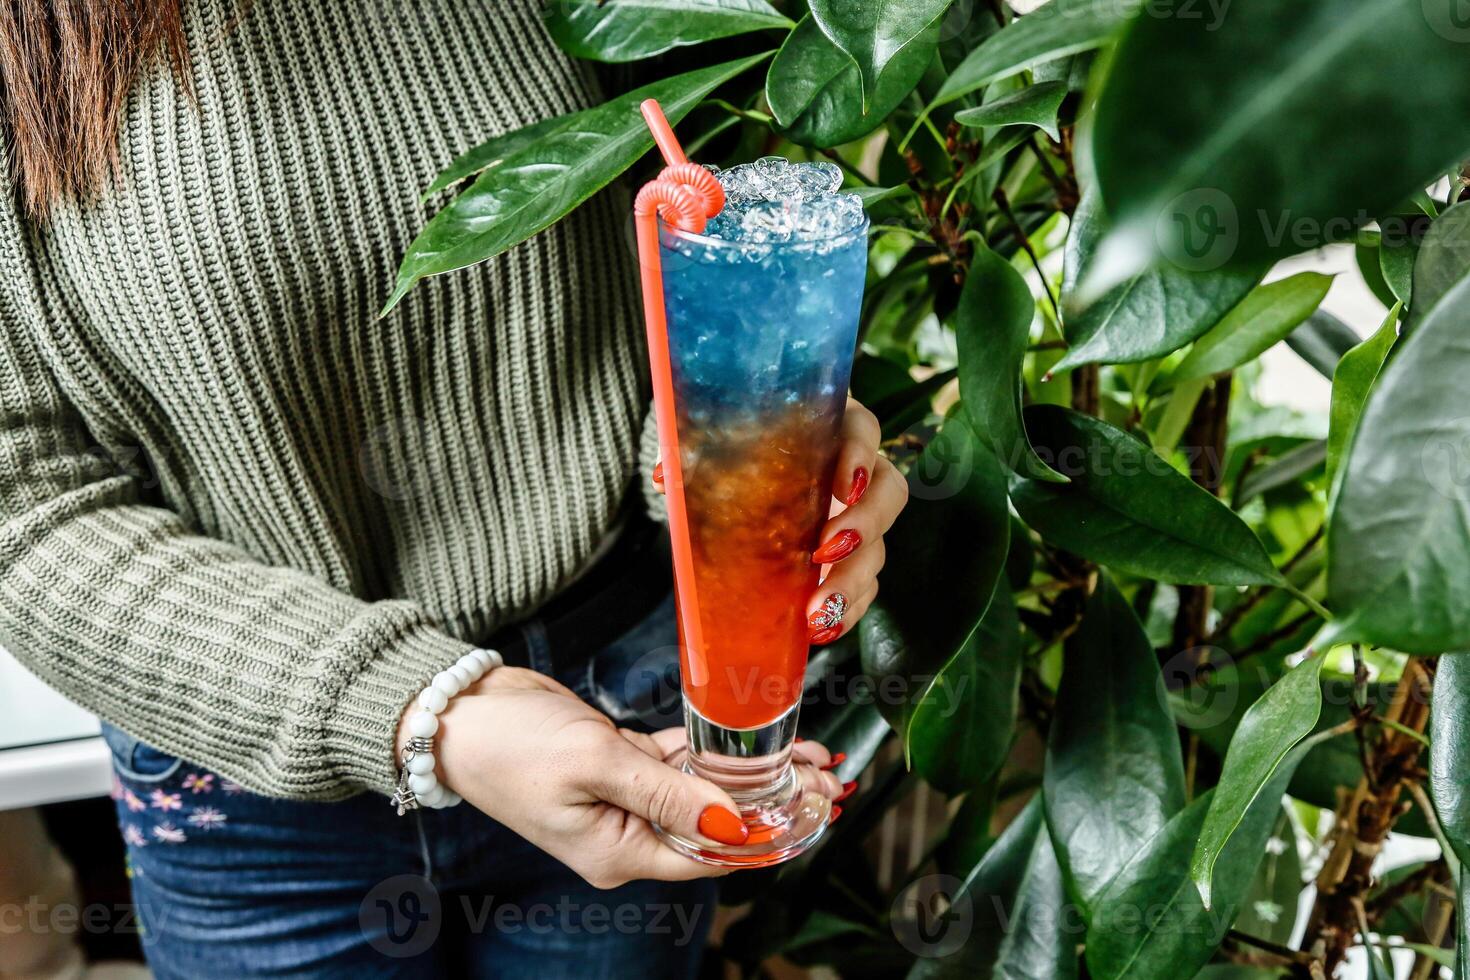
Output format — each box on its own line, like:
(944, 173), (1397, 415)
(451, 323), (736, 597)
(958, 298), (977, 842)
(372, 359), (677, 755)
(1164, 273), (1334, 388)
(1189, 655), (1325, 909)
(1010, 407), (1285, 586)
(957, 244), (1066, 482)
(807, 0), (950, 110)
(543, 0), (791, 62)
(909, 585), (1020, 795)
(1044, 574), (1186, 917)
(860, 418), (1011, 739)
(1085, 746), (1313, 980)
(1056, 189), (1262, 370)
(1406, 201), (1470, 335)
(930, 0), (1131, 109)
(1429, 654), (1470, 977)
(1286, 308), (1364, 379)
(767, 15), (937, 148)
(421, 115), (573, 200)
(1085, 0), (1470, 283)
(1326, 303), (1399, 488)
(909, 798), (1081, 980)
(1326, 273), (1470, 652)
(954, 81), (1067, 142)
(383, 54), (767, 314)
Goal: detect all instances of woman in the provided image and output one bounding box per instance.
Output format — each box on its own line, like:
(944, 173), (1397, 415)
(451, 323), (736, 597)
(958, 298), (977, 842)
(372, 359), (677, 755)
(0, 2), (907, 977)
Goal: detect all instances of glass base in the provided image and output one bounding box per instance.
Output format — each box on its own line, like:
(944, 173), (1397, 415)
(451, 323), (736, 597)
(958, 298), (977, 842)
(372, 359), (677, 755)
(654, 702), (832, 868)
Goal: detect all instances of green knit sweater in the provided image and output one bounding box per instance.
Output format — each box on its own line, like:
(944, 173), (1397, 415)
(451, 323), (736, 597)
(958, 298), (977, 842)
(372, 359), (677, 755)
(0, 1), (646, 799)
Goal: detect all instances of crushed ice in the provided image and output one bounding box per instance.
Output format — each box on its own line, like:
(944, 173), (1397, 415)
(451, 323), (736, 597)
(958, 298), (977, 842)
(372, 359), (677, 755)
(687, 157), (867, 256)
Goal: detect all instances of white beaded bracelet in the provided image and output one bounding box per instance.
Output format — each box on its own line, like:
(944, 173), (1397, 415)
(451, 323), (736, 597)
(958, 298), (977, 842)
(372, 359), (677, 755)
(391, 648), (502, 815)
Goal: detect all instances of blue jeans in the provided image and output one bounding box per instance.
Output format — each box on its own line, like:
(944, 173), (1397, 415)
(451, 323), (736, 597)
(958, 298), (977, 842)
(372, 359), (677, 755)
(103, 592), (712, 979)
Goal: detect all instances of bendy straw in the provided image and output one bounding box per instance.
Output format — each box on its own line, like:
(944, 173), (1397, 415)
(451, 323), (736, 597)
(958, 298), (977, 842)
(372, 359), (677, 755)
(633, 99), (724, 680)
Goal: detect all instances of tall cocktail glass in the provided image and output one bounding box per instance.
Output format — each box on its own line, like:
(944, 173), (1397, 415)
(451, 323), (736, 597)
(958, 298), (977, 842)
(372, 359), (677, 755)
(650, 159), (868, 866)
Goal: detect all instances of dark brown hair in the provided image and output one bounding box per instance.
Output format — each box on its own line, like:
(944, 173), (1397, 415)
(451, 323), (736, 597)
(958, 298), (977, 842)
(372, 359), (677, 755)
(0, 1), (190, 216)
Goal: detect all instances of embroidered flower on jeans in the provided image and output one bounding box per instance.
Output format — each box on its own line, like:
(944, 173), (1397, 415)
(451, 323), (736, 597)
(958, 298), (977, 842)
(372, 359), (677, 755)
(123, 790), (147, 813)
(149, 789), (183, 812)
(110, 775), (124, 801)
(183, 773), (215, 794)
(122, 825), (148, 848)
(152, 822), (187, 844)
(187, 806), (227, 829)
(221, 780), (245, 795)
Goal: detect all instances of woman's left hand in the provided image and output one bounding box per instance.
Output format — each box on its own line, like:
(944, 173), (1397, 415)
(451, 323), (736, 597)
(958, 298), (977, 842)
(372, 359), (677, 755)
(803, 397), (907, 645)
(653, 396), (908, 645)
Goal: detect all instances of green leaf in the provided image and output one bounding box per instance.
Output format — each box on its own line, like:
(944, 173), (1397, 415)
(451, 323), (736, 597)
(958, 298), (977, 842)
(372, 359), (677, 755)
(1044, 574), (1186, 917)
(1056, 188), (1262, 370)
(1086, 0), (1470, 282)
(807, 0), (951, 110)
(767, 15), (937, 148)
(909, 798), (1081, 980)
(1189, 655), (1326, 910)
(1326, 272), (1470, 652)
(957, 244), (1067, 482)
(1085, 749), (1312, 980)
(1326, 303), (1399, 488)
(860, 418), (1010, 741)
(1285, 308), (1362, 379)
(383, 54), (768, 314)
(421, 115), (574, 201)
(909, 584), (1020, 795)
(1236, 439), (1326, 504)
(954, 81), (1067, 142)
(1379, 217), (1421, 307)
(1164, 273), (1334, 388)
(931, 0), (1131, 110)
(849, 184), (913, 208)
(542, 0), (790, 62)
(1011, 407), (1284, 586)
(1406, 201), (1470, 335)
(1429, 655), (1470, 977)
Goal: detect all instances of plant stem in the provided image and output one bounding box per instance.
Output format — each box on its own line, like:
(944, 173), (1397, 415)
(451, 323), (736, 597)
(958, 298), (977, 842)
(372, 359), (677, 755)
(1170, 374), (1232, 660)
(1299, 657), (1438, 973)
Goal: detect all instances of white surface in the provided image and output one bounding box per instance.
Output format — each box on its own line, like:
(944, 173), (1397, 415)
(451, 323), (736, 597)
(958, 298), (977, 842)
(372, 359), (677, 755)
(0, 645), (100, 749)
(0, 645), (109, 810)
(0, 739), (112, 811)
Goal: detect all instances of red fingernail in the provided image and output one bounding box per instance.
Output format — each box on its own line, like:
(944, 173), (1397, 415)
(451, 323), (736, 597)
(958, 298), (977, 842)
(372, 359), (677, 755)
(698, 805), (749, 846)
(812, 529), (861, 564)
(652, 461), (664, 488)
(808, 593), (848, 630)
(845, 467), (869, 506)
(836, 780), (857, 803)
(794, 736), (804, 743)
(831, 805), (843, 822)
(822, 753), (847, 772)
(809, 626), (842, 645)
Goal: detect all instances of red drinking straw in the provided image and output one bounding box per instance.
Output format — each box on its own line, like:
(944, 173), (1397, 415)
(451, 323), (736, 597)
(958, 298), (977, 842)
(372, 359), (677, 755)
(634, 100), (725, 681)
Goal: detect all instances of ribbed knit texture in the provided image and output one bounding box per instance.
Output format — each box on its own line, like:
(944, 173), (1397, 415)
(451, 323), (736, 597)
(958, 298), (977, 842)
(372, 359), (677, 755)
(0, 0), (646, 800)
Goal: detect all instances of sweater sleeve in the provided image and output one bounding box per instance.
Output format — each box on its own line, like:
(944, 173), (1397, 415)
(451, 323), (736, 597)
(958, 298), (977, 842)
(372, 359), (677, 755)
(0, 205), (473, 803)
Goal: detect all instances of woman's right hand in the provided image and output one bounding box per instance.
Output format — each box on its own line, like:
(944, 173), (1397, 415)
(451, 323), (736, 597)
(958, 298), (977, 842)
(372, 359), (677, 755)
(400, 666), (844, 889)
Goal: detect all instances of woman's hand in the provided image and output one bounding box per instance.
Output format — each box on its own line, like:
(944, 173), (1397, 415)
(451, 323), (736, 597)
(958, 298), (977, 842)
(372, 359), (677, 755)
(400, 667), (844, 889)
(805, 397), (908, 644)
(652, 397), (909, 646)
